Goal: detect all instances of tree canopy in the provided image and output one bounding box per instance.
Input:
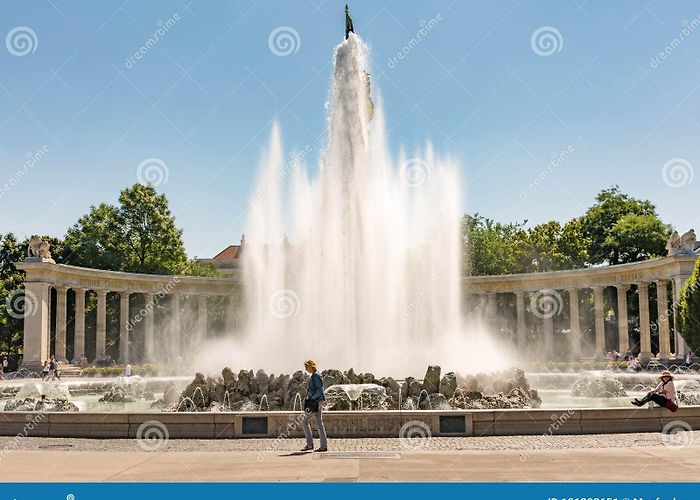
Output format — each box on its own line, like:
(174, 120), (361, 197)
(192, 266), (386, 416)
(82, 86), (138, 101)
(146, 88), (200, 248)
(580, 186), (670, 265)
(64, 184), (218, 276)
(677, 257), (700, 352)
(464, 186), (671, 275)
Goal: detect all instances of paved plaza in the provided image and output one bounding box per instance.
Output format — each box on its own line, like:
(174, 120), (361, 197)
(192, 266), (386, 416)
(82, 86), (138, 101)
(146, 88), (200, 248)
(1, 432), (698, 482)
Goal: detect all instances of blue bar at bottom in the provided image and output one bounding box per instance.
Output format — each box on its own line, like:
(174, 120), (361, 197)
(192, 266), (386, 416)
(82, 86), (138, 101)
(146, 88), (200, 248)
(2, 482), (696, 500)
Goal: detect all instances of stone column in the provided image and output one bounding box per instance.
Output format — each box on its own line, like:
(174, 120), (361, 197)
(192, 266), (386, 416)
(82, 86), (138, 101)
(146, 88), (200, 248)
(487, 293), (497, 327)
(170, 294), (181, 362)
(94, 289), (108, 361)
(197, 295), (208, 343)
(226, 294), (237, 334)
(20, 281), (51, 370)
(568, 288), (581, 359)
(515, 291), (526, 350)
(656, 280), (672, 359)
(54, 285), (69, 363)
(592, 286), (606, 358)
(119, 292), (131, 364)
(144, 293), (155, 362)
(615, 284), (629, 355)
(637, 282), (652, 361)
(46, 287), (52, 361)
(543, 312), (554, 360)
(672, 275), (688, 356)
(72, 288), (86, 364)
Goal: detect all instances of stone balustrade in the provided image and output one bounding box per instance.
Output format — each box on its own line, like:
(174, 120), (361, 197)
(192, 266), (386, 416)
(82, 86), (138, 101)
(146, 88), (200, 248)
(16, 252), (699, 369)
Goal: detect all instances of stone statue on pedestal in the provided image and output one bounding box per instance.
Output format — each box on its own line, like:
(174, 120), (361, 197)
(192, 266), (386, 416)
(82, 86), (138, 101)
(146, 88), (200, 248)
(26, 235), (55, 263)
(666, 229), (697, 256)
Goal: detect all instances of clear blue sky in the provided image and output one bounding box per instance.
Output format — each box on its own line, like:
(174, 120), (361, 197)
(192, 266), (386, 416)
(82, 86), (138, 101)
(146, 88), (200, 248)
(1, 1), (699, 258)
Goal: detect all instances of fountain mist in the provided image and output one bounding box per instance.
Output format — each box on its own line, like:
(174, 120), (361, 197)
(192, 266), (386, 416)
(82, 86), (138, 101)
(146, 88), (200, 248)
(198, 34), (505, 376)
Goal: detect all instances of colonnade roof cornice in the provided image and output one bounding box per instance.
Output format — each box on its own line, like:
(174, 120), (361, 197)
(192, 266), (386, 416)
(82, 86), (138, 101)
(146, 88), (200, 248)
(463, 254), (698, 293)
(17, 262), (242, 296)
(16, 253), (698, 296)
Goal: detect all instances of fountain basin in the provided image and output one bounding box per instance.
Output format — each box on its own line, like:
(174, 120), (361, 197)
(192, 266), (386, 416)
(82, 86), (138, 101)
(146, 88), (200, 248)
(1, 406), (698, 439)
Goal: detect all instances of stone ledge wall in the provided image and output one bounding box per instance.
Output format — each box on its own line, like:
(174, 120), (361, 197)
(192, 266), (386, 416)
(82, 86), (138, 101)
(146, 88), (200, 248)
(0, 407), (698, 439)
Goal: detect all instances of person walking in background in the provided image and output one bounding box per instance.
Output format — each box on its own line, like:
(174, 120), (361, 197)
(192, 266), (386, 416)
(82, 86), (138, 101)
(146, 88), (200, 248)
(631, 370), (678, 411)
(300, 359), (328, 452)
(40, 360), (50, 380)
(686, 351), (694, 367)
(50, 355), (61, 380)
(124, 363), (132, 377)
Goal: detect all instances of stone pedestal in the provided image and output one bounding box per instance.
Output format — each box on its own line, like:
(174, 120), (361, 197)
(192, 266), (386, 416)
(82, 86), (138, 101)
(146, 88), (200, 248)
(20, 281), (50, 371)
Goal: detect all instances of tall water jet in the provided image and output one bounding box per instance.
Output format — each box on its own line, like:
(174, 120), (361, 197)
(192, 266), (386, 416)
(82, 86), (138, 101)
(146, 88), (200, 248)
(206, 17), (504, 375)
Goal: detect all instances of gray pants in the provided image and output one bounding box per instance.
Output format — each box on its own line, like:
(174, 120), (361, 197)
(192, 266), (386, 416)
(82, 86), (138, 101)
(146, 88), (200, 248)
(302, 405), (327, 449)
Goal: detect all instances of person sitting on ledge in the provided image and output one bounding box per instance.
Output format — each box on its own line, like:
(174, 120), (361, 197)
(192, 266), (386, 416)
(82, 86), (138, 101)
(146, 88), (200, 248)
(300, 359), (328, 452)
(631, 370), (678, 411)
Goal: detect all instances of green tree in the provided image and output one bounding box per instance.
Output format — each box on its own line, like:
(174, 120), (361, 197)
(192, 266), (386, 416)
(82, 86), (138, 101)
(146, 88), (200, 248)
(0, 233), (26, 356)
(605, 213), (671, 263)
(580, 186), (670, 265)
(65, 184), (217, 276)
(463, 214), (528, 275)
(64, 203), (122, 270)
(523, 220), (588, 272)
(677, 257), (700, 352)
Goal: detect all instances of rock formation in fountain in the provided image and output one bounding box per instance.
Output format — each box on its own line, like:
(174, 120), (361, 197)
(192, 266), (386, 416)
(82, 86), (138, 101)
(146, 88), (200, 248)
(170, 366), (541, 412)
(220, 22), (490, 376)
(570, 374), (627, 398)
(4, 397), (78, 412)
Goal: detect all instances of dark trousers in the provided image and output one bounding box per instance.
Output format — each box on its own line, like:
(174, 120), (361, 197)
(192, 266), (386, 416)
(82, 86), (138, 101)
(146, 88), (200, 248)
(637, 392), (668, 407)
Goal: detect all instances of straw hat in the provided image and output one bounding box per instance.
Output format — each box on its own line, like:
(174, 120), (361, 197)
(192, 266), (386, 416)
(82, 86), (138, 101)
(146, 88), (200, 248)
(659, 370), (674, 380)
(304, 359), (317, 369)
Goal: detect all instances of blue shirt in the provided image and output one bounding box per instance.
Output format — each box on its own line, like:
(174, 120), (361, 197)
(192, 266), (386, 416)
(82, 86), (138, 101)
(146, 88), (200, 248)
(307, 371), (325, 401)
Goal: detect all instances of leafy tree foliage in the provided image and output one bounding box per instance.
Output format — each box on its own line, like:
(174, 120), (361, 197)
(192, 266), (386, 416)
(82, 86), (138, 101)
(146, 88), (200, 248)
(677, 257), (700, 352)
